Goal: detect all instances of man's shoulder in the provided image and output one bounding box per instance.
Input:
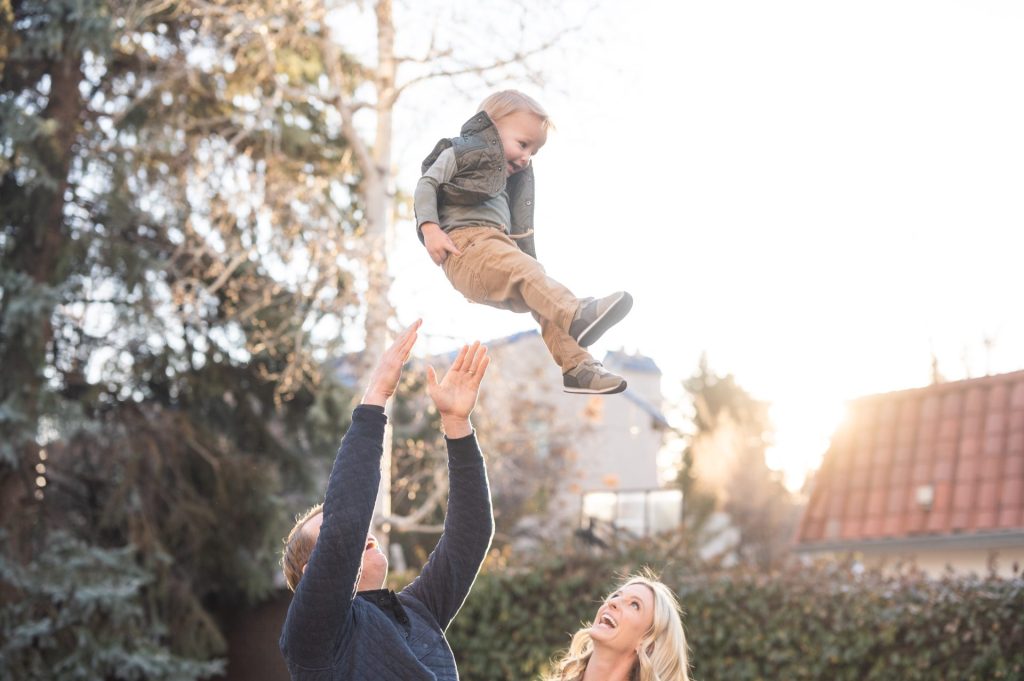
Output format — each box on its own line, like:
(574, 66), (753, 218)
(396, 587), (429, 613)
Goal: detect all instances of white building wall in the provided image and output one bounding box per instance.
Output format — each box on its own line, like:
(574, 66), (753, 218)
(477, 332), (666, 535)
(859, 546), (1024, 578)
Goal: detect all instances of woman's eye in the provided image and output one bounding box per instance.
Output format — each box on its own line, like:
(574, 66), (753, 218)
(630, 602), (640, 610)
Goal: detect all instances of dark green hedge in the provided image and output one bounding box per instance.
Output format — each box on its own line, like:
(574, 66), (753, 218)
(445, 554), (1024, 681)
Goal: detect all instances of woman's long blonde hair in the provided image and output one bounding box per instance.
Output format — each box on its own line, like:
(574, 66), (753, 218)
(543, 571), (690, 681)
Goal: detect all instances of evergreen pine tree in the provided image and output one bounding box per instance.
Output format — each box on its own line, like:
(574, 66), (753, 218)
(2, 1), (361, 673)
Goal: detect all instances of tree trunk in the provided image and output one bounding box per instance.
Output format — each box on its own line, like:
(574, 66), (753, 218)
(0, 47), (83, 553)
(366, 0), (398, 544)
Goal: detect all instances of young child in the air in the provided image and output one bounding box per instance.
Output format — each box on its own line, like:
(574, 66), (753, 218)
(414, 90), (633, 395)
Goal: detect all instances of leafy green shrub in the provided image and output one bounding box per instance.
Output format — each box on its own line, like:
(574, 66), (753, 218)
(447, 552), (1024, 681)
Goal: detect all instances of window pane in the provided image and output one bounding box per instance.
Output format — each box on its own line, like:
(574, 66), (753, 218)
(617, 492), (646, 537)
(582, 492), (616, 524)
(647, 490), (683, 534)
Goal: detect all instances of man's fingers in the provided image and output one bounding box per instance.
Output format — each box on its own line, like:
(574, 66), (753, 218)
(462, 341), (481, 372)
(473, 355), (491, 382)
(401, 319), (422, 349)
(390, 320), (420, 361)
(450, 344), (469, 372)
(394, 319), (421, 345)
(445, 240), (462, 256)
(425, 364), (438, 387)
(466, 343), (486, 375)
(436, 341), (488, 385)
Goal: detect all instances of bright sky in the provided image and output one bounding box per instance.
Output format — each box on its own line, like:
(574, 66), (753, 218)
(378, 0), (1024, 491)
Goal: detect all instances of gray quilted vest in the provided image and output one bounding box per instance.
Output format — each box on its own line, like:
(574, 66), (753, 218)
(420, 112), (537, 259)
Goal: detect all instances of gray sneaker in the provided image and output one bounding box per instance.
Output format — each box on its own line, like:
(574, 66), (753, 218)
(569, 292), (633, 347)
(563, 360), (627, 395)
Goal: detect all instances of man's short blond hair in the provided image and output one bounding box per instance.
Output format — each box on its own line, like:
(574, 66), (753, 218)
(281, 503), (323, 591)
(477, 90), (554, 132)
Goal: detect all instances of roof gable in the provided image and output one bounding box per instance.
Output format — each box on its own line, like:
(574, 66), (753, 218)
(796, 370), (1024, 546)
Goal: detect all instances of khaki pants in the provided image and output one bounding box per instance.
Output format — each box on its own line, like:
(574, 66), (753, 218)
(442, 226), (591, 372)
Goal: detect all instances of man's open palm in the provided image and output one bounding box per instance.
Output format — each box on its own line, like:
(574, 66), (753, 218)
(426, 341), (489, 420)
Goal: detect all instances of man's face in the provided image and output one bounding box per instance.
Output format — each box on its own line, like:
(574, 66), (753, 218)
(493, 111), (547, 176)
(303, 513), (389, 590)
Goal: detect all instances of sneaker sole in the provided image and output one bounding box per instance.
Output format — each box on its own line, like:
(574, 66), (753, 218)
(575, 292), (633, 347)
(563, 380), (628, 395)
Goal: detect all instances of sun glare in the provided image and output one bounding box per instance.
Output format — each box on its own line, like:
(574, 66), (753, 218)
(767, 398), (850, 493)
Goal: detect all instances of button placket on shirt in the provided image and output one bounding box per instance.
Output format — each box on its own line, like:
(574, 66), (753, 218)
(391, 593), (409, 624)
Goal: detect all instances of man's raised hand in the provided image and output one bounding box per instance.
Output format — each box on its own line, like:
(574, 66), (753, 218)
(362, 319), (422, 407)
(426, 341), (489, 438)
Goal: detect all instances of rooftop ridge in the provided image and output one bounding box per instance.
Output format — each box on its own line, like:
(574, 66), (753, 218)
(851, 368), (1024, 404)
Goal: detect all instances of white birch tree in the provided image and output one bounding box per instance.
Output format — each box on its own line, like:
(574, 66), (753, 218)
(319, 0), (589, 541)
(186, 0), (591, 545)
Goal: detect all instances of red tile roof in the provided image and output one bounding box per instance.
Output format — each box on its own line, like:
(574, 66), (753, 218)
(796, 370), (1024, 546)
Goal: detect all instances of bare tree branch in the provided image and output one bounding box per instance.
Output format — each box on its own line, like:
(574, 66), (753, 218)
(322, 44), (379, 182)
(381, 464), (447, 531)
(393, 25), (582, 100)
(206, 251), (252, 296)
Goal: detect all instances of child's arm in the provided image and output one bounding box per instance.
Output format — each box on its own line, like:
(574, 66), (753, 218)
(420, 223), (461, 266)
(415, 149), (463, 265)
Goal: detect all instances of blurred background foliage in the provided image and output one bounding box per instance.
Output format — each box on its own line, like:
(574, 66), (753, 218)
(2, 0), (591, 676)
(439, 551), (1024, 681)
(2, 0), (357, 676)
(7, 1), (1016, 680)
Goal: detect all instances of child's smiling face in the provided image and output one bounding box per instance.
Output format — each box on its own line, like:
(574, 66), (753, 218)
(493, 111), (547, 176)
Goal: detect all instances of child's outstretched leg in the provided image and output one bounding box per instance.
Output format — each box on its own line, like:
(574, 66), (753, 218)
(534, 314), (628, 395)
(568, 292), (634, 348)
(443, 226), (631, 395)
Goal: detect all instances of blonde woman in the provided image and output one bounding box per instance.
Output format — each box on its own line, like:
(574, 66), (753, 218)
(544, 573), (690, 681)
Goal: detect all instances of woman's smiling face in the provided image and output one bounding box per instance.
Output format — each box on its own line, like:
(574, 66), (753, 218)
(588, 583), (655, 653)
